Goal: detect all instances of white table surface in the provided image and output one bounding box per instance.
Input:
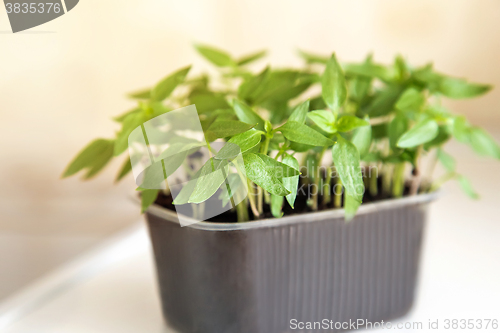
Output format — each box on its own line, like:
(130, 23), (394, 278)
(1, 148), (499, 332)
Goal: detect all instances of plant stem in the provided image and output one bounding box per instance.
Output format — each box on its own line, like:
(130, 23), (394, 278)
(323, 166), (332, 206)
(275, 141), (288, 160)
(257, 187), (264, 214)
(311, 148), (326, 211)
(334, 176), (343, 208)
(264, 191), (270, 204)
(257, 134), (272, 214)
(236, 199), (249, 222)
(410, 145), (424, 195)
(392, 162), (405, 198)
(247, 179), (260, 218)
(382, 164), (393, 196)
(369, 165), (378, 197)
(260, 134), (271, 155)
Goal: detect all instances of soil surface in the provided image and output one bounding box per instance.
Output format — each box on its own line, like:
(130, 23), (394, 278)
(154, 176), (425, 223)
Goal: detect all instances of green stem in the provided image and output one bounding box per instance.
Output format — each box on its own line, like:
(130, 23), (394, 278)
(410, 145), (424, 195)
(369, 166), (378, 197)
(334, 176), (343, 208)
(274, 140), (286, 160)
(323, 166), (332, 206)
(264, 191), (270, 204)
(382, 164), (393, 196)
(257, 187), (264, 215)
(236, 199), (249, 222)
(256, 135), (272, 215)
(311, 148), (326, 211)
(260, 134), (271, 155)
(392, 163), (405, 198)
(247, 179), (260, 218)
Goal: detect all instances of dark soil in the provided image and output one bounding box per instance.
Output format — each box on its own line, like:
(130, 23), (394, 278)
(154, 175), (424, 223)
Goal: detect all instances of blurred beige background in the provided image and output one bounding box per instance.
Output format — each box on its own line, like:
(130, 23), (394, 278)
(1, 0), (499, 301)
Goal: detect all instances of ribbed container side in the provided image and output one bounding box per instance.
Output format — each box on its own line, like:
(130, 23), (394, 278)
(145, 200), (429, 333)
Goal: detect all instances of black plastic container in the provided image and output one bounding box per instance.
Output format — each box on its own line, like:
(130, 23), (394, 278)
(144, 193), (437, 333)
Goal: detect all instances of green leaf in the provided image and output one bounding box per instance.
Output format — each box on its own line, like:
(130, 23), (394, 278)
(458, 175), (479, 199)
(289, 100), (310, 124)
(189, 159), (229, 204)
(424, 125), (451, 150)
(282, 153), (300, 209)
(437, 149), (456, 172)
(278, 121), (335, 147)
(141, 189), (160, 213)
(271, 195), (284, 218)
(349, 74), (372, 103)
(395, 88), (425, 112)
(351, 120), (372, 157)
(412, 63), (441, 91)
(265, 100), (289, 125)
(232, 99), (265, 131)
(205, 120), (255, 142)
(172, 170), (202, 205)
(394, 54), (409, 81)
(252, 70), (315, 105)
(256, 153), (301, 178)
(344, 61), (396, 82)
(140, 155), (187, 189)
(219, 174), (244, 206)
(438, 77), (492, 99)
(63, 139), (114, 178)
(113, 108), (140, 123)
(309, 96), (327, 110)
(336, 115), (370, 133)
(397, 119), (439, 148)
(322, 53), (347, 113)
(264, 120), (273, 134)
(84, 141), (114, 179)
(114, 112), (146, 156)
(371, 123), (388, 140)
(242, 153), (291, 196)
(388, 113), (409, 150)
(332, 136), (364, 206)
(268, 133), (285, 151)
(236, 50), (267, 66)
(201, 109), (235, 131)
(288, 141), (315, 153)
(128, 89), (151, 100)
(115, 156), (132, 182)
(364, 85), (404, 117)
(190, 92), (230, 114)
(425, 105), (452, 120)
(297, 49), (328, 64)
(215, 129), (265, 160)
(157, 141), (204, 162)
(451, 116), (471, 144)
(238, 67), (270, 101)
(229, 129), (265, 152)
(194, 44), (234, 67)
(307, 110), (335, 134)
(151, 66), (191, 101)
(344, 194), (361, 222)
(468, 127), (500, 159)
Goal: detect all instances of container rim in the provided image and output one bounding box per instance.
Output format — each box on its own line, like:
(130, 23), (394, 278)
(132, 191), (441, 231)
